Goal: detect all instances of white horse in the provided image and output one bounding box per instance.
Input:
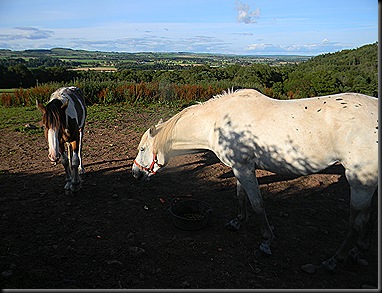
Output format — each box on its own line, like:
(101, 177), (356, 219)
(132, 89), (378, 271)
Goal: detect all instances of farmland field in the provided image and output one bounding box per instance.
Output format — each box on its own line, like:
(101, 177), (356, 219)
(0, 103), (378, 289)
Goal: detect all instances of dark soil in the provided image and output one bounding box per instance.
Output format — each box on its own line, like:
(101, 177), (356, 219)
(0, 107), (378, 289)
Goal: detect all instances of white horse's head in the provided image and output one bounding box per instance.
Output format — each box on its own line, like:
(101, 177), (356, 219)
(132, 122), (166, 181)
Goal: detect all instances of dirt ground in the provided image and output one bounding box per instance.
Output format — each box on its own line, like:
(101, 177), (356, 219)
(0, 106), (379, 289)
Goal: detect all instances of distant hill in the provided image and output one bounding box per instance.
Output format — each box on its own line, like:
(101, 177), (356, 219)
(282, 42), (378, 98)
(0, 47), (311, 68)
(307, 42), (377, 68)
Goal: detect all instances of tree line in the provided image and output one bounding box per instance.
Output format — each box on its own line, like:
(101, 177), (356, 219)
(0, 42), (377, 107)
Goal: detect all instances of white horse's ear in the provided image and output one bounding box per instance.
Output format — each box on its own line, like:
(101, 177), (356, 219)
(36, 100), (46, 114)
(156, 118), (163, 126)
(149, 125), (157, 138)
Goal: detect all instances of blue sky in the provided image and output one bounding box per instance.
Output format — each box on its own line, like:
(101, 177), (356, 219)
(0, 0), (378, 55)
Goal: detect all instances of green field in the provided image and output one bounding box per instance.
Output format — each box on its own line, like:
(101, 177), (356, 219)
(0, 47), (311, 69)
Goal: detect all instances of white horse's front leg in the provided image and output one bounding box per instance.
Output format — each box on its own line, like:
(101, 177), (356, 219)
(232, 166), (274, 255)
(225, 180), (248, 231)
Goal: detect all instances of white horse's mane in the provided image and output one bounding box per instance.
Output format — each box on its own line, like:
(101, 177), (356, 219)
(196, 87), (240, 106)
(152, 88), (241, 152)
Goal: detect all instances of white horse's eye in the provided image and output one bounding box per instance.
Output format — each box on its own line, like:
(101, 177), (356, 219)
(139, 146), (145, 152)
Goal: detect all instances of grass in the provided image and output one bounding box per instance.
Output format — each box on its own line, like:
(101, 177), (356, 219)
(0, 89), (17, 93)
(0, 102), (184, 134)
(86, 102), (182, 133)
(0, 106), (42, 131)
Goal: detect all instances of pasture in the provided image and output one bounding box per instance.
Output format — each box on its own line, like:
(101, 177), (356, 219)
(0, 103), (378, 289)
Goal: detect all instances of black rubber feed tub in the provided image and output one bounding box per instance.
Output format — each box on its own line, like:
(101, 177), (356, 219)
(169, 199), (213, 231)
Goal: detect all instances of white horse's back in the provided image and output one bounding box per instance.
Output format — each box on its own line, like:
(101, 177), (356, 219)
(204, 90), (378, 183)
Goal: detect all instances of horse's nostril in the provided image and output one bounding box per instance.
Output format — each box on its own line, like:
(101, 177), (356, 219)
(132, 170), (142, 180)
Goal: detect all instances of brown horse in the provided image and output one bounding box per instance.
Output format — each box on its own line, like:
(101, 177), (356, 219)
(37, 86), (86, 194)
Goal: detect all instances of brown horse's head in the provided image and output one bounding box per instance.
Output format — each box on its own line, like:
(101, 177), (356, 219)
(37, 99), (68, 163)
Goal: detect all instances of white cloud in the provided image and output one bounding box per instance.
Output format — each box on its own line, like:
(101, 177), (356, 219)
(245, 39), (345, 55)
(235, 1), (260, 24)
(62, 33), (231, 53)
(0, 27), (54, 41)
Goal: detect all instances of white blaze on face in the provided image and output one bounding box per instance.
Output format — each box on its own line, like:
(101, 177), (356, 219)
(47, 128), (60, 162)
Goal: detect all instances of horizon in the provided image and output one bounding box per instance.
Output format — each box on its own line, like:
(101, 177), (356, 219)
(0, 46), (317, 57)
(1, 42), (377, 58)
(0, 0), (378, 56)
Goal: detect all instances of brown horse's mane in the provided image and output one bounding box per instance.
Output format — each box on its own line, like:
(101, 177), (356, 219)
(43, 99), (66, 130)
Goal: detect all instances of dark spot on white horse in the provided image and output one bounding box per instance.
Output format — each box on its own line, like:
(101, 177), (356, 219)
(336, 98), (343, 101)
(304, 106), (308, 110)
(343, 106), (347, 108)
(317, 109), (321, 112)
(323, 101), (326, 104)
(341, 102), (347, 105)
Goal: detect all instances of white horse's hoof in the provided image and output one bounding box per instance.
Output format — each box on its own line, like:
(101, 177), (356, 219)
(260, 242), (272, 255)
(65, 189), (73, 196)
(301, 263), (317, 274)
(225, 218), (241, 231)
(321, 258), (337, 272)
(347, 247), (369, 266)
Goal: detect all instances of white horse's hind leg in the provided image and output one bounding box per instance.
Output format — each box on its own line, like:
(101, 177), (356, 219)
(322, 184), (377, 271)
(347, 188), (377, 266)
(232, 166), (274, 255)
(226, 180), (248, 230)
(357, 188), (378, 250)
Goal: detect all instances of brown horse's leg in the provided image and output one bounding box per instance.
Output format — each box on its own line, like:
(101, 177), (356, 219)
(61, 142), (72, 192)
(78, 130), (85, 174)
(69, 140), (81, 192)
